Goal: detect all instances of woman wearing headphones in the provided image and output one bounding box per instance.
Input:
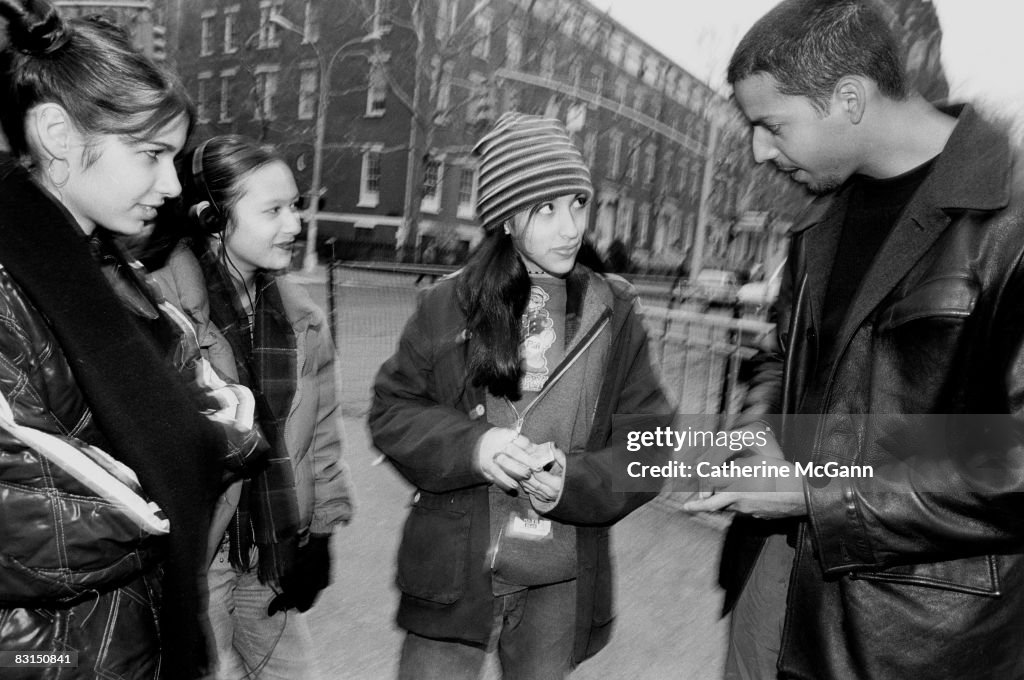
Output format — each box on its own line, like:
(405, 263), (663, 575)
(152, 134), (354, 680)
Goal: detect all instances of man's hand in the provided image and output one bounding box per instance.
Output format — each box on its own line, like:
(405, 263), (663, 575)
(475, 427), (535, 492)
(683, 457), (807, 519)
(683, 424), (808, 519)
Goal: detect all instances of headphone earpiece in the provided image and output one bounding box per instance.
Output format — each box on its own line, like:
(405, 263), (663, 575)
(189, 140), (227, 235)
(188, 200), (223, 234)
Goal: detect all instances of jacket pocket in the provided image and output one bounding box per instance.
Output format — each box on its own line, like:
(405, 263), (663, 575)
(396, 498), (469, 604)
(877, 276), (979, 331)
(851, 553), (1000, 597)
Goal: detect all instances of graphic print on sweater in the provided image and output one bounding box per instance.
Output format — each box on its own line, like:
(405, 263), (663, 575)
(520, 285), (557, 392)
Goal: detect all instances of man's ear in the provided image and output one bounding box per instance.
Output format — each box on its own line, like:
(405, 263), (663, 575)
(26, 103), (73, 161)
(833, 76), (867, 125)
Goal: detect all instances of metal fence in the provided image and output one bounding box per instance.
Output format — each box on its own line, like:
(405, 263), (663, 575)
(325, 262), (773, 423)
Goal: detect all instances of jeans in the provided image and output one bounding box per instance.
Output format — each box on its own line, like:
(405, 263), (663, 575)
(206, 544), (320, 680)
(397, 579), (577, 680)
(724, 533), (794, 680)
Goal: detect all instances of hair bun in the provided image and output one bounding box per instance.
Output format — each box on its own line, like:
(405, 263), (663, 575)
(1, 0), (70, 56)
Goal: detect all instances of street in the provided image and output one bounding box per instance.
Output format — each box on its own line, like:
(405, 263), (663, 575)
(295, 270), (730, 679)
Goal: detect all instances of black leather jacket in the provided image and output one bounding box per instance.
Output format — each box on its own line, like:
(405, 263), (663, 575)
(0, 158), (252, 678)
(726, 106), (1024, 679)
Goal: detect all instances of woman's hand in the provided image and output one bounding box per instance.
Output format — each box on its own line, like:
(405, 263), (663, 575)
(520, 443), (566, 505)
(194, 357), (256, 431)
(475, 427), (535, 491)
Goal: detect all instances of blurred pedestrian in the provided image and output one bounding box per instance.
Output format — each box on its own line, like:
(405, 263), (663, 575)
(0, 0), (232, 676)
(152, 134), (355, 679)
(370, 113), (671, 679)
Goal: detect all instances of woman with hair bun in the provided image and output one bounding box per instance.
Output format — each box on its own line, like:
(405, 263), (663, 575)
(0, 1), (236, 677)
(370, 113), (672, 678)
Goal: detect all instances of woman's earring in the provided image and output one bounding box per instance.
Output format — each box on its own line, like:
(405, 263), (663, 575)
(46, 157), (70, 188)
(503, 224), (511, 236)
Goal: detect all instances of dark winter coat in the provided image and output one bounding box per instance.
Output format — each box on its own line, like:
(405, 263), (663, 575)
(0, 157), (223, 678)
(369, 266), (671, 664)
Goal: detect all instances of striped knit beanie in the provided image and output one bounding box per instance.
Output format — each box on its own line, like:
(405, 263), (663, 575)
(473, 112), (593, 231)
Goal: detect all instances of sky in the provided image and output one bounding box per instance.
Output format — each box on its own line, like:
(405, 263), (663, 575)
(599, 0), (1024, 122)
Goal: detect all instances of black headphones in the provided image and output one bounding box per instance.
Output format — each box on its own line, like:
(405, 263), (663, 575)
(188, 139), (227, 234)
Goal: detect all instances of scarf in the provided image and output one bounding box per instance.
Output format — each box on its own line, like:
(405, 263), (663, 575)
(0, 158), (222, 676)
(198, 245), (302, 584)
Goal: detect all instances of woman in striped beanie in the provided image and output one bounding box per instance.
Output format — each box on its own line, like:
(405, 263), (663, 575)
(371, 112), (671, 679)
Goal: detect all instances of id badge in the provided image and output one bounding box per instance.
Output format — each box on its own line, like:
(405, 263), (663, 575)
(508, 511), (552, 539)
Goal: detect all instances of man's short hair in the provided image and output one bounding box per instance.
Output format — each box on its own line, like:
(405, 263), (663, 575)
(727, 0), (908, 112)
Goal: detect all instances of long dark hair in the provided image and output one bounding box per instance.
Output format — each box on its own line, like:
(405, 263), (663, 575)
(456, 225), (604, 400)
(0, 0), (194, 166)
(456, 226), (529, 399)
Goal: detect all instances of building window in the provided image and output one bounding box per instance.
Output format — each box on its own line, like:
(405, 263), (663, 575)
(614, 76), (628, 105)
(303, 0), (320, 43)
(223, 5), (239, 53)
(436, 0), (458, 43)
(584, 131), (597, 165)
(219, 69), (236, 122)
(633, 88), (645, 113)
(540, 44), (556, 80)
(254, 65), (279, 120)
(472, 9), (492, 59)
(561, 5), (580, 38)
(616, 197), (634, 242)
(569, 61), (582, 92)
(466, 72), (493, 125)
(197, 72), (212, 122)
(608, 131), (622, 178)
(457, 166), (475, 219)
(626, 142), (638, 182)
(430, 57), (454, 121)
(200, 10), (215, 56)
(607, 32), (624, 65)
(590, 65), (604, 96)
(677, 156), (688, 195)
(637, 203), (650, 246)
(298, 64), (317, 120)
(258, 1), (283, 49)
(359, 145), (383, 207)
(644, 144), (656, 184)
(421, 156), (444, 214)
(366, 53), (389, 117)
(505, 20), (522, 69)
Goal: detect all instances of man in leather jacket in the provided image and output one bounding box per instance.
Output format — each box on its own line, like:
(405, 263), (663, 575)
(684, 1), (1024, 679)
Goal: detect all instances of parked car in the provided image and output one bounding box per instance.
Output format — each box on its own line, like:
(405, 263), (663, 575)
(675, 269), (740, 307)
